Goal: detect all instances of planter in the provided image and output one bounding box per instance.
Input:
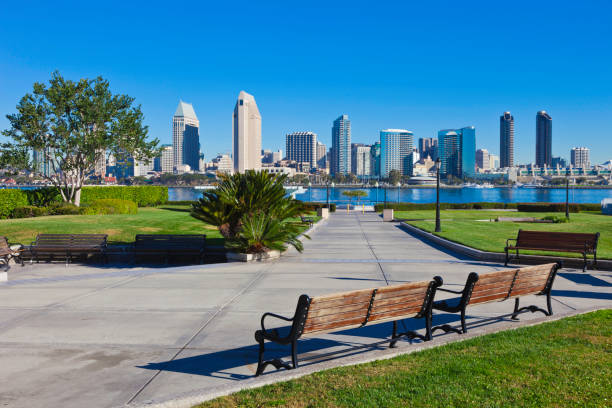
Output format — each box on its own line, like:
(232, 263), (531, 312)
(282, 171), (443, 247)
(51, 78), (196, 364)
(383, 208), (394, 222)
(317, 207), (329, 219)
(226, 250), (281, 262)
(0, 271), (7, 282)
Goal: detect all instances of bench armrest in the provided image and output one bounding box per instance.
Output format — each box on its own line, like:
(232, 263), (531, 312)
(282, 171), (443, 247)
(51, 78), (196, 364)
(437, 287), (463, 295)
(260, 312), (294, 332)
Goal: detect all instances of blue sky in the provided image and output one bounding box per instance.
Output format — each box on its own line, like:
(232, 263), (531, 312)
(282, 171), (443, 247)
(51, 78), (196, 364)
(1, 0), (611, 164)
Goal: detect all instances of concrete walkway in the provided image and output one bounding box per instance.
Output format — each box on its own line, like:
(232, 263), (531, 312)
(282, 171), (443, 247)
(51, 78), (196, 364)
(0, 212), (610, 407)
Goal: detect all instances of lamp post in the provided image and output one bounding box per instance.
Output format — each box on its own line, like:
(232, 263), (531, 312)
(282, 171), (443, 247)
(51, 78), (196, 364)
(565, 175), (570, 220)
(326, 180), (330, 209)
(383, 182), (387, 209)
(375, 181), (379, 204)
(435, 158), (442, 232)
(396, 182), (401, 203)
(308, 181), (312, 202)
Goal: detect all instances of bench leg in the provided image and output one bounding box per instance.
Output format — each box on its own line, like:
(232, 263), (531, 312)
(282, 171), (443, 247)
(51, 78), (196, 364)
(505, 247), (509, 266)
(593, 252), (598, 270)
(511, 297), (551, 320)
(291, 340), (299, 369)
(390, 320), (428, 348)
(254, 334), (293, 377)
(511, 298), (520, 320)
(582, 252), (587, 272)
(460, 308), (467, 333)
(425, 310), (433, 341)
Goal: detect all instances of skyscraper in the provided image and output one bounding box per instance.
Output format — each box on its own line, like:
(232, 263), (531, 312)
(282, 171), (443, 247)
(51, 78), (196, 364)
(172, 101), (200, 173)
(154, 144), (174, 173)
(418, 137), (438, 161)
(438, 126), (476, 178)
(571, 147), (590, 169)
(536, 111), (552, 167)
(370, 141), (381, 177)
(500, 111), (514, 168)
(233, 91), (262, 173)
(476, 148), (490, 170)
(380, 129), (413, 178)
(286, 132), (317, 169)
(331, 114), (351, 176)
(351, 144), (371, 177)
(316, 141), (327, 169)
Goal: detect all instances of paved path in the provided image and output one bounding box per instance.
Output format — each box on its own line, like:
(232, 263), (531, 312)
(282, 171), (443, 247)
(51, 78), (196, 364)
(0, 212), (610, 407)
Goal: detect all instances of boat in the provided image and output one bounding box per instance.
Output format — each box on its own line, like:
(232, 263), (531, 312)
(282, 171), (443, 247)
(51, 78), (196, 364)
(522, 183), (543, 188)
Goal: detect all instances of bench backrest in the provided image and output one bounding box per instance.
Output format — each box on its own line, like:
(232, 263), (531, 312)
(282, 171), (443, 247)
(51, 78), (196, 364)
(516, 230), (599, 253)
(468, 263), (559, 306)
(296, 277), (442, 337)
(35, 234), (107, 248)
(134, 234), (206, 249)
(368, 279), (441, 324)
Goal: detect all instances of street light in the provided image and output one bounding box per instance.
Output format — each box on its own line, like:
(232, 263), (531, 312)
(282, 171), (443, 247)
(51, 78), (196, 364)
(435, 158), (442, 232)
(396, 182), (401, 203)
(565, 174), (570, 220)
(308, 181), (312, 202)
(326, 180), (330, 209)
(375, 181), (379, 204)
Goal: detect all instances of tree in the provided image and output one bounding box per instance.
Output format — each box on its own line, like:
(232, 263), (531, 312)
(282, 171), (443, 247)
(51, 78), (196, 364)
(388, 169), (402, 186)
(1, 71), (158, 206)
(342, 190), (368, 209)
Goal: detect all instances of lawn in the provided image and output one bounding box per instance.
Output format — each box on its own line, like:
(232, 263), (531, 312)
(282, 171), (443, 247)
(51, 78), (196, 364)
(395, 209), (612, 259)
(0, 205), (223, 245)
(196, 310), (612, 407)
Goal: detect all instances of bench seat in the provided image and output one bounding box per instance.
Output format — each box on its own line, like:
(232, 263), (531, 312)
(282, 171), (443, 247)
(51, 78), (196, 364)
(133, 234), (206, 264)
(29, 234), (108, 264)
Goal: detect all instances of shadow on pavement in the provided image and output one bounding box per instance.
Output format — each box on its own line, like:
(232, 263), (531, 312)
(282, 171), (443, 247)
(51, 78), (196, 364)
(558, 272), (612, 287)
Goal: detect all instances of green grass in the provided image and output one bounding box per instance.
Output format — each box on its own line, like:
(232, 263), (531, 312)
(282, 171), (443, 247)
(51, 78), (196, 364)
(396, 210), (612, 260)
(0, 205), (317, 247)
(196, 310), (612, 407)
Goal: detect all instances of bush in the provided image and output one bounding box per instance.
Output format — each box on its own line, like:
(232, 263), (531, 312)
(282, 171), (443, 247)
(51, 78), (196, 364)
(0, 189), (29, 219)
(542, 215), (570, 223)
(25, 187), (61, 207)
(301, 202), (337, 213)
(81, 199), (138, 215)
(12, 205), (49, 218)
(517, 203), (581, 213)
(48, 202), (82, 215)
(163, 200), (198, 206)
(80, 186), (168, 207)
(373, 202), (514, 212)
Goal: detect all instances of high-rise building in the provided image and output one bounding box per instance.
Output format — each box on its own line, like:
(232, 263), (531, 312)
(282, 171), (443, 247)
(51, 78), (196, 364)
(476, 149), (490, 170)
(552, 156), (567, 168)
(154, 144), (174, 173)
(233, 91), (262, 173)
(500, 111), (514, 168)
(380, 129), (413, 178)
(536, 111), (552, 167)
(286, 132), (317, 170)
(331, 114), (351, 176)
(438, 126), (476, 178)
(571, 147), (590, 168)
(351, 144), (371, 177)
(370, 141), (381, 177)
(33, 146), (56, 178)
(316, 142), (327, 169)
(418, 137), (438, 161)
(211, 154), (233, 174)
(489, 154), (500, 170)
(172, 101), (200, 174)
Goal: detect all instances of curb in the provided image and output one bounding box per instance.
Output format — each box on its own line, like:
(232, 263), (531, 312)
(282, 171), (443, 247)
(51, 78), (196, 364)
(122, 306), (608, 408)
(398, 221), (612, 271)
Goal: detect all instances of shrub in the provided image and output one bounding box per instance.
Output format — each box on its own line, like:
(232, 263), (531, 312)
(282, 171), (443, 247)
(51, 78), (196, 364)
(81, 199), (138, 215)
(301, 202), (337, 213)
(80, 186), (168, 207)
(542, 215), (570, 223)
(25, 187), (61, 207)
(373, 202), (514, 212)
(12, 205), (49, 218)
(517, 203), (580, 213)
(163, 200), (198, 206)
(48, 202), (81, 215)
(0, 189), (29, 219)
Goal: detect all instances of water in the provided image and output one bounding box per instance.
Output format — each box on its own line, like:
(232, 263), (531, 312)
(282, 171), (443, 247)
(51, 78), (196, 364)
(167, 186), (612, 204)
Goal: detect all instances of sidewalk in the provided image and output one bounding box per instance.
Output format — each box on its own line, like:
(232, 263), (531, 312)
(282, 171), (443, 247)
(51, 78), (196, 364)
(0, 211), (610, 408)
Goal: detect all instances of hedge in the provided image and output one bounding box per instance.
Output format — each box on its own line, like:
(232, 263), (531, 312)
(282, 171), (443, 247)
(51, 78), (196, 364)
(0, 190), (29, 219)
(516, 203), (600, 213)
(374, 202), (517, 212)
(301, 202), (337, 213)
(80, 186), (168, 207)
(81, 199), (138, 215)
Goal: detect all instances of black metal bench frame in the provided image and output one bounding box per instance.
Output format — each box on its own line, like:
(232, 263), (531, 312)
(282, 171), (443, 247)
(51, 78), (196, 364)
(132, 234), (206, 264)
(29, 234), (108, 265)
(432, 263), (560, 335)
(505, 230), (599, 272)
(300, 216), (314, 227)
(254, 277), (442, 376)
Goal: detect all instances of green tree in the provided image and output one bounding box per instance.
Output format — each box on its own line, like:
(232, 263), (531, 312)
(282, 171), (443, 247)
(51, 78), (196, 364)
(342, 190), (368, 208)
(388, 169), (402, 186)
(1, 71), (158, 206)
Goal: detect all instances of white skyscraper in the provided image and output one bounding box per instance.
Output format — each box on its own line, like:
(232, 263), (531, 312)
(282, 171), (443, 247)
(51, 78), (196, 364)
(233, 91), (262, 173)
(571, 147), (590, 169)
(173, 101), (200, 173)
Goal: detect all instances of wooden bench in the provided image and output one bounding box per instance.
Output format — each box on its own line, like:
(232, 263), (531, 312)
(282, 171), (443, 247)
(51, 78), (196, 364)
(300, 216), (315, 227)
(254, 277), (442, 376)
(133, 234), (206, 264)
(0, 236), (24, 270)
(432, 263), (560, 335)
(505, 230), (599, 271)
(29, 234), (108, 265)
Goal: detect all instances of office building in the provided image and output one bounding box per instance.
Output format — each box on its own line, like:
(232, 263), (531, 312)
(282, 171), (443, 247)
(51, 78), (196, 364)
(331, 114), (351, 176)
(438, 126), (476, 178)
(380, 129), (413, 178)
(476, 149), (490, 170)
(316, 142), (327, 169)
(489, 154), (500, 170)
(571, 147), (590, 168)
(351, 144), (371, 177)
(370, 141), (381, 177)
(211, 154), (233, 174)
(418, 137), (438, 161)
(286, 132), (317, 170)
(32, 146), (55, 178)
(500, 111), (514, 168)
(552, 156), (567, 168)
(536, 111), (552, 167)
(154, 144), (174, 173)
(172, 101), (200, 174)
(233, 91), (262, 173)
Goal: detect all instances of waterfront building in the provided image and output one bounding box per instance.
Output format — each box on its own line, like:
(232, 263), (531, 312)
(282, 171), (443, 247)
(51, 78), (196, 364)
(380, 129), (413, 178)
(286, 132), (317, 170)
(211, 154), (233, 174)
(172, 101), (200, 174)
(500, 111), (514, 168)
(489, 154), (500, 170)
(262, 149), (282, 164)
(331, 114), (351, 176)
(438, 126), (476, 179)
(418, 137), (438, 161)
(154, 144), (174, 173)
(316, 142), (327, 169)
(536, 111), (552, 167)
(552, 156), (567, 168)
(571, 147), (590, 169)
(370, 141), (381, 177)
(233, 91), (262, 173)
(476, 148), (490, 170)
(351, 144), (371, 177)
